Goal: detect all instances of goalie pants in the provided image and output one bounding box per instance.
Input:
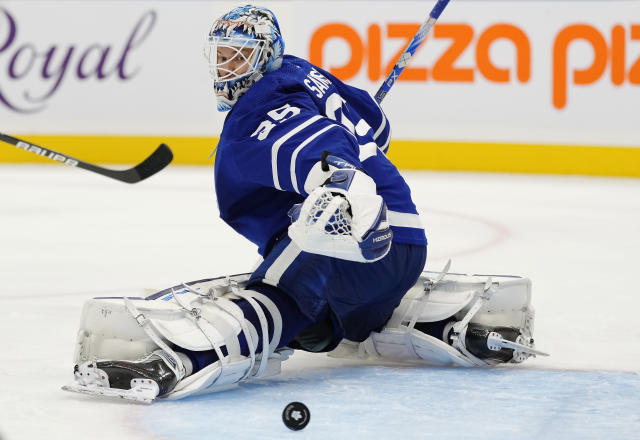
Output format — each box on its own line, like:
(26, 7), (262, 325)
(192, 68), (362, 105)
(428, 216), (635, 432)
(180, 238), (427, 374)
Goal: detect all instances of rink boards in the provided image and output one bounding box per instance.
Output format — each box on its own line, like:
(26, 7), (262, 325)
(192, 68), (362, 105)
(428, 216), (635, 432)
(0, 1), (639, 176)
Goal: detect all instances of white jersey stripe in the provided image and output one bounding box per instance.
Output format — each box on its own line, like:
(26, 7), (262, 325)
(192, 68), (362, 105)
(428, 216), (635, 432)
(387, 210), (424, 229)
(359, 142), (378, 162)
(355, 119), (372, 137)
(290, 124), (339, 193)
(271, 115), (323, 190)
(263, 241), (302, 286)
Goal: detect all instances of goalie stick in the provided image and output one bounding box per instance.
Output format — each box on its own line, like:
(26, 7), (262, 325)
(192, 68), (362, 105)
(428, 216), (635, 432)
(374, 0), (451, 104)
(0, 132), (173, 184)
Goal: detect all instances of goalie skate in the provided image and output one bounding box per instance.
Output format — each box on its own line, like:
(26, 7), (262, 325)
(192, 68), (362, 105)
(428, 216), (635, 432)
(448, 322), (548, 365)
(62, 350), (176, 404)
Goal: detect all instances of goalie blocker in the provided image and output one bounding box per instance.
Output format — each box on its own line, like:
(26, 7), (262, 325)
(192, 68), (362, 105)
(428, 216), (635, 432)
(62, 264), (547, 403)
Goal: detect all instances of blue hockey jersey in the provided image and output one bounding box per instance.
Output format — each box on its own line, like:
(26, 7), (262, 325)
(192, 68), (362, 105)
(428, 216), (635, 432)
(215, 55), (427, 256)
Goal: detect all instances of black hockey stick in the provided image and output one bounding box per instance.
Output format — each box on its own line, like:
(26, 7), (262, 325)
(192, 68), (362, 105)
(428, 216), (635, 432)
(0, 132), (173, 184)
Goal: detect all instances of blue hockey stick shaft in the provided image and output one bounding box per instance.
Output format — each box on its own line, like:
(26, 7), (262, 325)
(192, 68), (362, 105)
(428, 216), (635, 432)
(374, 0), (451, 104)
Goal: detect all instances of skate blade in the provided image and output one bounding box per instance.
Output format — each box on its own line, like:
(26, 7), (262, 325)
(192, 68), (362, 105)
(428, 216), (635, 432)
(62, 379), (159, 404)
(504, 340), (549, 357)
(487, 334), (550, 357)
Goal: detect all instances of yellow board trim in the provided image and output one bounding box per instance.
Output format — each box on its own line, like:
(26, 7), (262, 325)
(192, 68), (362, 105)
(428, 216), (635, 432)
(1, 135), (639, 177)
(0, 135), (218, 166)
(387, 140), (640, 178)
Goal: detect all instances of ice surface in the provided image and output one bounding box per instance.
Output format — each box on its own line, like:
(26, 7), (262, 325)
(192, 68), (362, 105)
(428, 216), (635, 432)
(142, 365), (640, 440)
(1, 165), (639, 439)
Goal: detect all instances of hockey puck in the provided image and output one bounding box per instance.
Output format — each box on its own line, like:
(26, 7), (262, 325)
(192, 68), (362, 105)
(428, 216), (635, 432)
(282, 401), (310, 431)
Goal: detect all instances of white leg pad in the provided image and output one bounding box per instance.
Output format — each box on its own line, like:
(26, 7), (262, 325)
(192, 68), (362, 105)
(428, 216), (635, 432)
(68, 275), (292, 400)
(329, 269), (539, 367)
(331, 329), (474, 367)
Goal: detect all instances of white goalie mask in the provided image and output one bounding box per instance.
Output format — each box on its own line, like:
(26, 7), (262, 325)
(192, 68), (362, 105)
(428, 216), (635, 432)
(204, 36), (266, 110)
(204, 5), (285, 112)
(206, 37), (265, 82)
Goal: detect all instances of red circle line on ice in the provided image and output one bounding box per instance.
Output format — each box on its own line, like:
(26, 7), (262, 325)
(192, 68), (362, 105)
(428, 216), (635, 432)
(419, 206), (511, 261)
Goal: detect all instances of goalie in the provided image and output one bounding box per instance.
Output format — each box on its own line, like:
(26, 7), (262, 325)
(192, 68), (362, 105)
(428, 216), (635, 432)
(63, 5), (546, 403)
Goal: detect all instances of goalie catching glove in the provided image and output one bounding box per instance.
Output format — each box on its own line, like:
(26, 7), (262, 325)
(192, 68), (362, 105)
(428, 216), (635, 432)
(288, 154), (392, 263)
